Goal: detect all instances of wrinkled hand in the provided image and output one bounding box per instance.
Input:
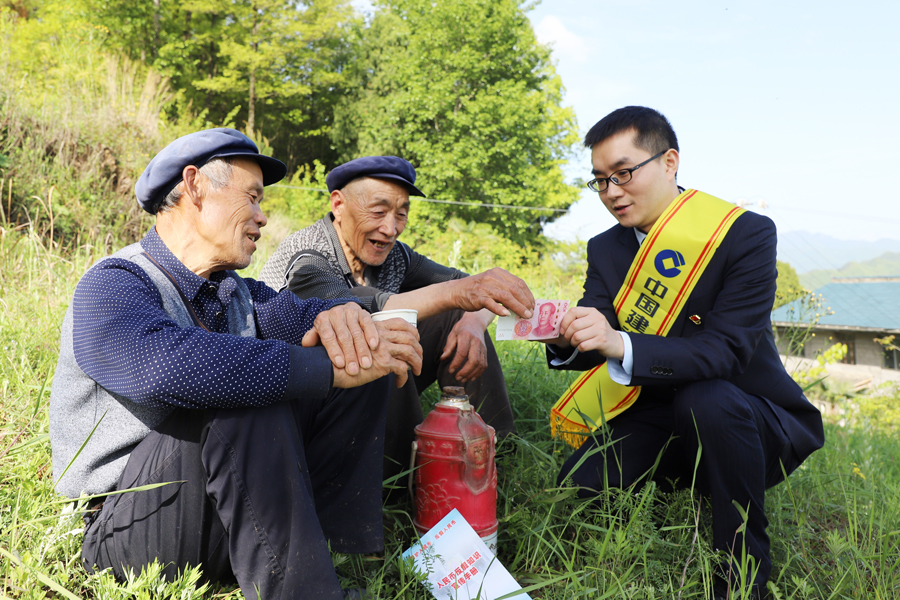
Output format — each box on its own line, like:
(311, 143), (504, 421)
(557, 306), (625, 359)
(332, 319), (423, 389)
(452, 268), (535, 319)
(301, 303), (379, 375)
(440, 313), (488, 383)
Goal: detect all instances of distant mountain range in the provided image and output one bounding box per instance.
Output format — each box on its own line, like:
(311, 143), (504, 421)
(776, 231), (900, 290)
(798, 252), (900, 291)
(777, 231), (900, 274)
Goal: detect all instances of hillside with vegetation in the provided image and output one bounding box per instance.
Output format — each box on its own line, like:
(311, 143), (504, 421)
(776, 231), (900, 276)
(800, 251), (900, 291)
(0, 0), (579, 251)
(2, 1), (900, 599)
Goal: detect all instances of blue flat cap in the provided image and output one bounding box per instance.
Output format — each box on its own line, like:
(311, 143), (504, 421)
(135, 128), (287, 214)
(326, 156), (425, 197)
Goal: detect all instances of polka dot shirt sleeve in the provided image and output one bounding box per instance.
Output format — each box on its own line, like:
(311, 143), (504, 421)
(71, 258), (334, 410)
(243, 277), (356, 346)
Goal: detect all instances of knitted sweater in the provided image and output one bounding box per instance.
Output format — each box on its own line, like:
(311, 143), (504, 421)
(49, 242), (256, 498)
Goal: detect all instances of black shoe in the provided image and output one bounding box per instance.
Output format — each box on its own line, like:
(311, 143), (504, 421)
(712, 575), (728, 600)
(342, 588), (370, 600)
(712, 575), (769, 600)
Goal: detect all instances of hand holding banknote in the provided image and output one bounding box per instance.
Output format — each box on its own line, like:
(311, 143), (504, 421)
(377, 267), (534, 384)
(495, 300), (570, 341)
(448, 268), (535, 319)
(553, 305), (625, 359)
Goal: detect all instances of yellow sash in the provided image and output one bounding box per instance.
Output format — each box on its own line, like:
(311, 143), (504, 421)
(550, 190), (745, 447)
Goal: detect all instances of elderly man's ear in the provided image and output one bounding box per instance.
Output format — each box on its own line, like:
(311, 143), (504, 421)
(330, 189), (347, 221)
(181, 165), (205, 208)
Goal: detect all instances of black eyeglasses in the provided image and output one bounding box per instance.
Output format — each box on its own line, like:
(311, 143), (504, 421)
(586, 149), (668, 193)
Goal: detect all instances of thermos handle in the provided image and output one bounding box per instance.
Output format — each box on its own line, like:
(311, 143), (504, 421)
(408, 440), (418, 498)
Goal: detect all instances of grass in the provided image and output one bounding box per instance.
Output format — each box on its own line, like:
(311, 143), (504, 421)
(2, 220), (900, 599)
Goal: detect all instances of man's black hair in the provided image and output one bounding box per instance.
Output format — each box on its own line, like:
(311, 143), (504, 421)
(583, 106), (679, 154)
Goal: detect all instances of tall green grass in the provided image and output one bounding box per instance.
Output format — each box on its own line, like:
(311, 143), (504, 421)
(2, 221), (900, 599)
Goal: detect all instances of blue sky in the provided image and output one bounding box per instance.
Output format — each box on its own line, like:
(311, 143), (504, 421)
(529, 1), (900, 243)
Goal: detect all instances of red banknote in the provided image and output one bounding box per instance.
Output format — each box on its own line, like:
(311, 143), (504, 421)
(495, 299), (569, 341)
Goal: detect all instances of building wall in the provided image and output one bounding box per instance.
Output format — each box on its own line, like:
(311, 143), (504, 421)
(856, 332), (887, 366)
(774, 327), (889, 368)
(782, 355), (900, 386)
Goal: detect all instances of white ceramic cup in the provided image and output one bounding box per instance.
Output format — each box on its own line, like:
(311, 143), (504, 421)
(370, 309), (418, 326)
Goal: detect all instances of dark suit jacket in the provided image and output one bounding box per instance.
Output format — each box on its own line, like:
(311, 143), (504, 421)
(549, 209), (824, 465)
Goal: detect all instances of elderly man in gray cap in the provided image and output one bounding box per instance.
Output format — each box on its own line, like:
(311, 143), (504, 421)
(49, 129), (422, 599)
(260, 156), (535, 486)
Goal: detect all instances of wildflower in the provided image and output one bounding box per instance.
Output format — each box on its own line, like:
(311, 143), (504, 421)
(851, 463), (866, 481)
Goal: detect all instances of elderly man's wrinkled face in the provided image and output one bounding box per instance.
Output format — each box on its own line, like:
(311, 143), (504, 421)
(199, 158), (267, 272)
(332, 178), (410, 269)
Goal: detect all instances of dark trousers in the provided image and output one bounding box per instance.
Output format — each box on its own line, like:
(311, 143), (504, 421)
(82, 378), (391, 600)
(558, 379), (799, 589)
(382, 309), (515, 483)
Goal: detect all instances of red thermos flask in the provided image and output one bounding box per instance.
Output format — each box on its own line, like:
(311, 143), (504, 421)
(412, 386), (498, 551)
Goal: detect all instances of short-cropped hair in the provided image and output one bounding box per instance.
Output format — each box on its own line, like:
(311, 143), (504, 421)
(583, 106), (679, 155)
(158, 158), (235, 213)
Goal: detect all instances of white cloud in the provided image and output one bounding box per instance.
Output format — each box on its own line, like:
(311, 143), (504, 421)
(534, 15), (591, 64)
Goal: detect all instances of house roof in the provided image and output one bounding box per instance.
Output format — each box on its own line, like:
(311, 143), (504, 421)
(771, 277), (900, 333)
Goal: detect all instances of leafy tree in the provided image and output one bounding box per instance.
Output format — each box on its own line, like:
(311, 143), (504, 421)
(775, 260), (806, 309)
(70, 0), (356, 171)
(186, 0), (353, 141)
(332, 0), (580, 247)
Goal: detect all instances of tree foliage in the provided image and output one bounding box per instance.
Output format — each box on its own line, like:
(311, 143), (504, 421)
(775, 260), (805, 309)
(2, 0), (580, 249)
(332, 0), (580, 247)
(72, 0), (357, 171)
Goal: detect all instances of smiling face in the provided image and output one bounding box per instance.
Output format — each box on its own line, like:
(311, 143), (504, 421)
(196, 158), (267, 274)
(331, 177), (410, 280)
(590, 128), (680, 233)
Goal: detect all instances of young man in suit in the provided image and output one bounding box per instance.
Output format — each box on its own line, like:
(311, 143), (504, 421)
(543, 106), (824, 599)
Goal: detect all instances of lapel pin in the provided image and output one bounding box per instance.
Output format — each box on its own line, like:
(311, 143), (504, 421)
(689, 315), (702, 325)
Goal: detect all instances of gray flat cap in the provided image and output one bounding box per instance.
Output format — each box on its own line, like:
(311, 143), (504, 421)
(326, 156), (425, 197)
(135, 128), (287, 214)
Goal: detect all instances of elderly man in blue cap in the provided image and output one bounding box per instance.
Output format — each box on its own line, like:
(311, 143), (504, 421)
(260, 157), (535, 486)
(49, 129), (423, 599)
